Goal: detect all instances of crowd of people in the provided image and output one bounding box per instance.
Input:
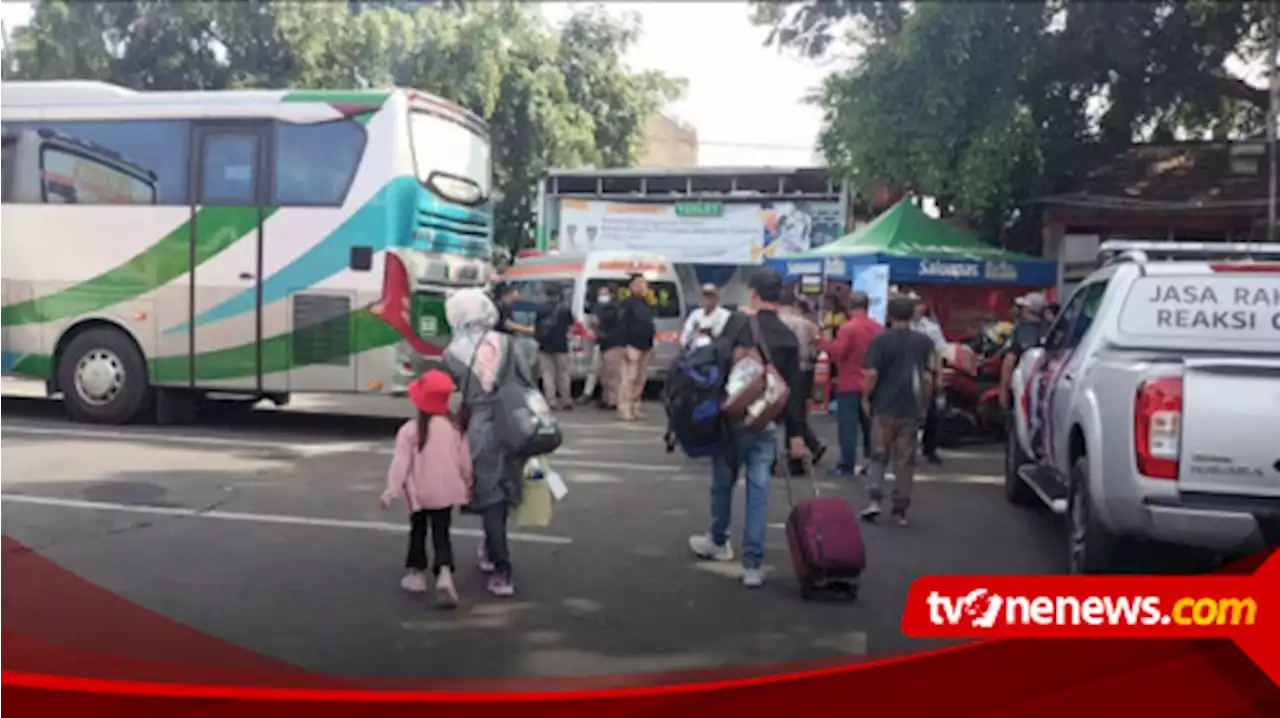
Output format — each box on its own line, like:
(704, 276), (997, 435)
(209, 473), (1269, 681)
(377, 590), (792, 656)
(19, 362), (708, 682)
(381, 271), (1060, 606)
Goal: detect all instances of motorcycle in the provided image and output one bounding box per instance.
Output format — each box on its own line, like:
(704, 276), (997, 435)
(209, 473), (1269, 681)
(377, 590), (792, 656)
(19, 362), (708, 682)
(937, 342), (1007, 446)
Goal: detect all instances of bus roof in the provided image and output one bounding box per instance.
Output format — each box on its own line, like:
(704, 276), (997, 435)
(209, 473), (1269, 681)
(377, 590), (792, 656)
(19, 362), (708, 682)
(0, 81), (487, 132)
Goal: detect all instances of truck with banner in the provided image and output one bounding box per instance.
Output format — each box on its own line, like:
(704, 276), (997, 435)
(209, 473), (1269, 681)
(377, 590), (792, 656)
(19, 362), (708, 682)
(533, 167), (854, 308)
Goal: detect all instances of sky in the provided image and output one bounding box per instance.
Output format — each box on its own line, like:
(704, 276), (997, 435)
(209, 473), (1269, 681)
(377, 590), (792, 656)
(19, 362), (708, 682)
(0, 1), (832, 168)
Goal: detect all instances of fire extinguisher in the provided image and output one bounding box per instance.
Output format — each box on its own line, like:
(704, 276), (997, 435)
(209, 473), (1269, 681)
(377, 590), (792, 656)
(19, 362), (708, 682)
(813, 350), (831, 407)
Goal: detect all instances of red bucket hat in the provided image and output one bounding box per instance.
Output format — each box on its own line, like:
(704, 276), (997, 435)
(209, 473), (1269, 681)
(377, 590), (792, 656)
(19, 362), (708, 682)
(408, 370), (454, 415)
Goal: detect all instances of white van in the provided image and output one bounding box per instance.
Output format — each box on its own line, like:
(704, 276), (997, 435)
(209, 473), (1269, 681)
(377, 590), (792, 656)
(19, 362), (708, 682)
(501, 250), (687, 385)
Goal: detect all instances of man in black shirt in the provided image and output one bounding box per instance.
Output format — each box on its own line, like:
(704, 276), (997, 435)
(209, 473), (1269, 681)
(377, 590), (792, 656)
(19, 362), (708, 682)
(688, 268), (807, 589)
(617, 273), (656, 421)
(861, 296), (936, 526)
(580, 283), (623, 408)
(534, 284), (575, 410)
(493, 283), (534, 337)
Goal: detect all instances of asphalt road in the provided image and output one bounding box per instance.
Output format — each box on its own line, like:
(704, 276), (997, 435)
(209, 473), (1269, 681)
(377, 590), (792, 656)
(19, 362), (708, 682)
(1, 380), (1065, 681)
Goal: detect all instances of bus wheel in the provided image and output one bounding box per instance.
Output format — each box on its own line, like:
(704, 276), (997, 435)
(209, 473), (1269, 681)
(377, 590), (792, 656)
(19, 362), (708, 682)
(57, 327), (151, 425)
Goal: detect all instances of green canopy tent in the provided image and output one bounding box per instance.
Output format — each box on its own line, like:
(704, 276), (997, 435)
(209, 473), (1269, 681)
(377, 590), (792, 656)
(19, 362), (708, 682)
(766, 199), (1057, 287)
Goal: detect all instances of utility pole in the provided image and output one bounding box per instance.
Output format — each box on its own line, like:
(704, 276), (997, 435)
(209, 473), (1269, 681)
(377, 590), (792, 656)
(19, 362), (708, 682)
(1269, 1), (1279, 241)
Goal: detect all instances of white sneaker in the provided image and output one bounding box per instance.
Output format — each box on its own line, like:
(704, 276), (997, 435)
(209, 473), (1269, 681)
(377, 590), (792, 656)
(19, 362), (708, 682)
(435, 567), (459, 609)
(742, 567), (765, 588)
(688, 534), (734, 562)
(486, 574), (516, 598)
(400, 570), (428, 593)
(477, 544), (495, 573)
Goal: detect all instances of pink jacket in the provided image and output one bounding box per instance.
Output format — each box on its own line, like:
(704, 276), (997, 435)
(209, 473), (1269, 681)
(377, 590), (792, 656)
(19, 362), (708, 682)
(384, 416), (474, 512)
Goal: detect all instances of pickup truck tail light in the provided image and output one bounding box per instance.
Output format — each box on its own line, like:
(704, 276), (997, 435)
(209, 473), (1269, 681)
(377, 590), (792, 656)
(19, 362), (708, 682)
(1134, 376), (1182, 479)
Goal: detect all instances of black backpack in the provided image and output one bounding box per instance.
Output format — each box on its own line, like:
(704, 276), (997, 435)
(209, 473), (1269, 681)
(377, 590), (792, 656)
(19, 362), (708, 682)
(662, 342), (731, 458)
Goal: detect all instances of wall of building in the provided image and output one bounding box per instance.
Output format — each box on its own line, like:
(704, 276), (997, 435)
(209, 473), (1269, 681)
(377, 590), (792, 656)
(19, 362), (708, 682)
(637, 114), (698, 168)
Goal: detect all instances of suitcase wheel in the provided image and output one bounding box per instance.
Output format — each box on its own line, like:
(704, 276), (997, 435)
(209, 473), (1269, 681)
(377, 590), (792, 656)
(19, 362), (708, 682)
(800, 582), (817, 601)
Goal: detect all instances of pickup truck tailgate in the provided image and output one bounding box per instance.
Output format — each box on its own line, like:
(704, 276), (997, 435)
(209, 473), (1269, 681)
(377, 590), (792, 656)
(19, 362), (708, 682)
(1178, 358), (1280, 497)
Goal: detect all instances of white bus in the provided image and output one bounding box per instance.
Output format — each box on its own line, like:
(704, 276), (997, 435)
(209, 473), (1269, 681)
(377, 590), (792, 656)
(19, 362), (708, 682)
(1, 80), (494, 424)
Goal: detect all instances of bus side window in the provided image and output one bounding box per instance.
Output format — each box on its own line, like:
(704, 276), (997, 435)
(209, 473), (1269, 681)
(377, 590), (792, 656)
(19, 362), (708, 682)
(1, 120), (185, 203)
(200, 133), (260, 206)
(1, 128), (18, 203)
(273, 121), (367, 206)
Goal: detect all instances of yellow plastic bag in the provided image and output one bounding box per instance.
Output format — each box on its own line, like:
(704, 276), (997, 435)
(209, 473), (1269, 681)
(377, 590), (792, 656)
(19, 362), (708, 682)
(512, 459), (554, 528)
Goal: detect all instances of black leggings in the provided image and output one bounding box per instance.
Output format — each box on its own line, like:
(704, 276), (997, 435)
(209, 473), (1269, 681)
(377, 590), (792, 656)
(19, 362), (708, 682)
(406, 508), (454, 575)
(481, 503), (512, 577)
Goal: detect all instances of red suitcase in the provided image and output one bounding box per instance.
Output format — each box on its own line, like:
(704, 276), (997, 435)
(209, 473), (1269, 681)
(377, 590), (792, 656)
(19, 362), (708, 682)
(782, 458), (865, 600)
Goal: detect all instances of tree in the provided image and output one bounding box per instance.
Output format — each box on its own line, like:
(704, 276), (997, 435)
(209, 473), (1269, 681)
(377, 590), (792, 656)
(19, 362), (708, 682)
(3, 0), (682, 249)
(752, 0), (1275, 246)
(555, 7), (686, 167)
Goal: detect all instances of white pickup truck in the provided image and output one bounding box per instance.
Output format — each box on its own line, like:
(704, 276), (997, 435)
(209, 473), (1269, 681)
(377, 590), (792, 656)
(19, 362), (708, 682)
(1006, 241), (1280, 573)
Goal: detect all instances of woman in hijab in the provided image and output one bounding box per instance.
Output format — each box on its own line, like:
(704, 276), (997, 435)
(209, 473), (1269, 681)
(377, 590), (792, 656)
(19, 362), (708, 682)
(441, 288), (529, 597)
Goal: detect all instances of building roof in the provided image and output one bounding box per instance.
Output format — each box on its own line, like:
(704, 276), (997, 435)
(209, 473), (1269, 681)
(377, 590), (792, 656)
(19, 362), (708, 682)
(545, 165), (828, 179)
(1038, 141), (1275, 214)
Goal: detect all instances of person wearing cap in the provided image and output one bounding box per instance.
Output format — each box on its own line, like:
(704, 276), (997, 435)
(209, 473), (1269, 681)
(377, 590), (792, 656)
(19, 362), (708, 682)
(680, 283), (732, 350)
(999, 292), (1049, 410)
(380, 370), (474, 608)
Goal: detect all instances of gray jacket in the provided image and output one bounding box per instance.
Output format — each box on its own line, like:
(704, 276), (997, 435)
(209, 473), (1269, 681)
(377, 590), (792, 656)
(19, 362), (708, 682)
(443, 330), (536, 511)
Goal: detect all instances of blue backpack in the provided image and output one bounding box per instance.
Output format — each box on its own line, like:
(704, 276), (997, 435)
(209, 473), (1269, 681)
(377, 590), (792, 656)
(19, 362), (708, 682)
(662, 343), (730, 458)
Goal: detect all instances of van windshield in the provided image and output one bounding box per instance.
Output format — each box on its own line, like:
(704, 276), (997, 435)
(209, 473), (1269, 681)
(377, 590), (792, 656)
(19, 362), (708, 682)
(586, 279), (682, 318)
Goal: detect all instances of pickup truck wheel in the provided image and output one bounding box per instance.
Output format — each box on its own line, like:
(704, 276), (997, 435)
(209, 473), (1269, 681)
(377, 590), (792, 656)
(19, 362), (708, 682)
(1003, 419), (1036, 506)
(1066, 455), (1118, 574)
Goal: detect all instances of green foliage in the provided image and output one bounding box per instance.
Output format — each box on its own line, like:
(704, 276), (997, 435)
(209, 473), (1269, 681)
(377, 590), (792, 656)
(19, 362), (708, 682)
(753, 0), (1275, 246)
(2, 0), (683, 249)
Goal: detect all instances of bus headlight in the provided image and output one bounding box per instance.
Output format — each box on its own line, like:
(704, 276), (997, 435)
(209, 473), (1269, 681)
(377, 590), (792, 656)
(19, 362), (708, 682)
(426, 171), (483, 205)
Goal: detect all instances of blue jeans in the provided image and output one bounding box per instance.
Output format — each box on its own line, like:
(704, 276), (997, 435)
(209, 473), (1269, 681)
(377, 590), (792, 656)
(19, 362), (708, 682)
(835, 391), (862, 472)
(709, 424), (777, 570)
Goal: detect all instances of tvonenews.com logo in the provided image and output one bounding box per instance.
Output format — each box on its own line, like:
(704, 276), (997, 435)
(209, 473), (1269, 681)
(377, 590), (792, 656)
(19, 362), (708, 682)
(926, 589), (1258, 629)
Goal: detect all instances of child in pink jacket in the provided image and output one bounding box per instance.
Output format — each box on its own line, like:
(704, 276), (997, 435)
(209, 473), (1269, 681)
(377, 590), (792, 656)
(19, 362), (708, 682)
(380, 370), (473, 608)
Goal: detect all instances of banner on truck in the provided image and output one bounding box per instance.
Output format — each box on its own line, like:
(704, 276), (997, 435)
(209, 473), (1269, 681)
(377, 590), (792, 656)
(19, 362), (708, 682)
(556, 199), (844, 265)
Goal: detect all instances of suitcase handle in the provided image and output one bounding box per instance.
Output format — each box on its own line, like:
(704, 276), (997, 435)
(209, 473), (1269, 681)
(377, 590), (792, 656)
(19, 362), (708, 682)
(777, 442), (821, 510)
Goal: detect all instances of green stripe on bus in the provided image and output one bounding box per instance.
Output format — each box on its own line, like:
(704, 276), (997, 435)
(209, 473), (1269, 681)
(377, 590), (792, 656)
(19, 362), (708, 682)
(5, 309), (413, 384)
(0, 206), (271, 327)
(150, 308), (406, 383)
(11, 354), (51, 378)
(282, 90), (392, 106)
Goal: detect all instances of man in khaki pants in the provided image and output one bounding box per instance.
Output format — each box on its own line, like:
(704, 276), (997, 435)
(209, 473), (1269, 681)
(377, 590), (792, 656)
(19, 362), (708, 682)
(617, 273), (655, 421)
(580, 283), (624, 409)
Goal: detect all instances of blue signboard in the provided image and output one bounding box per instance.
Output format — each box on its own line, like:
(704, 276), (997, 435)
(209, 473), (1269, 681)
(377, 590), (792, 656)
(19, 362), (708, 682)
(769, 253), (1056, 288)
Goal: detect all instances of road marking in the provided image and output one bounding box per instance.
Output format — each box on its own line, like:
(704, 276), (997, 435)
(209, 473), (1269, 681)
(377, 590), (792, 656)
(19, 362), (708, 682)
(0, 494), (572, 545)
(2, 424), (367, 457)
(551, 459), (687, 473)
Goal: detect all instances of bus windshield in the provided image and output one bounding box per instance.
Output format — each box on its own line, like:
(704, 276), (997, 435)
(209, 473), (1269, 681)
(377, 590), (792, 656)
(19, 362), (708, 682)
(409, 110), (490, 204)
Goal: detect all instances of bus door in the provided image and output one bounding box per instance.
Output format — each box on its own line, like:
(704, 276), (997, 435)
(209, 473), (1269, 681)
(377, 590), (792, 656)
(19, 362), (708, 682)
(188, 123), (271, 393)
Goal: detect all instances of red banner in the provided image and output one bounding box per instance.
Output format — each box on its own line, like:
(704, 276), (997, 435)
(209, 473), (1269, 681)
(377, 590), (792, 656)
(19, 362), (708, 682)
(4, 534), (1278, 715)
(902, 553), (1279, 685)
